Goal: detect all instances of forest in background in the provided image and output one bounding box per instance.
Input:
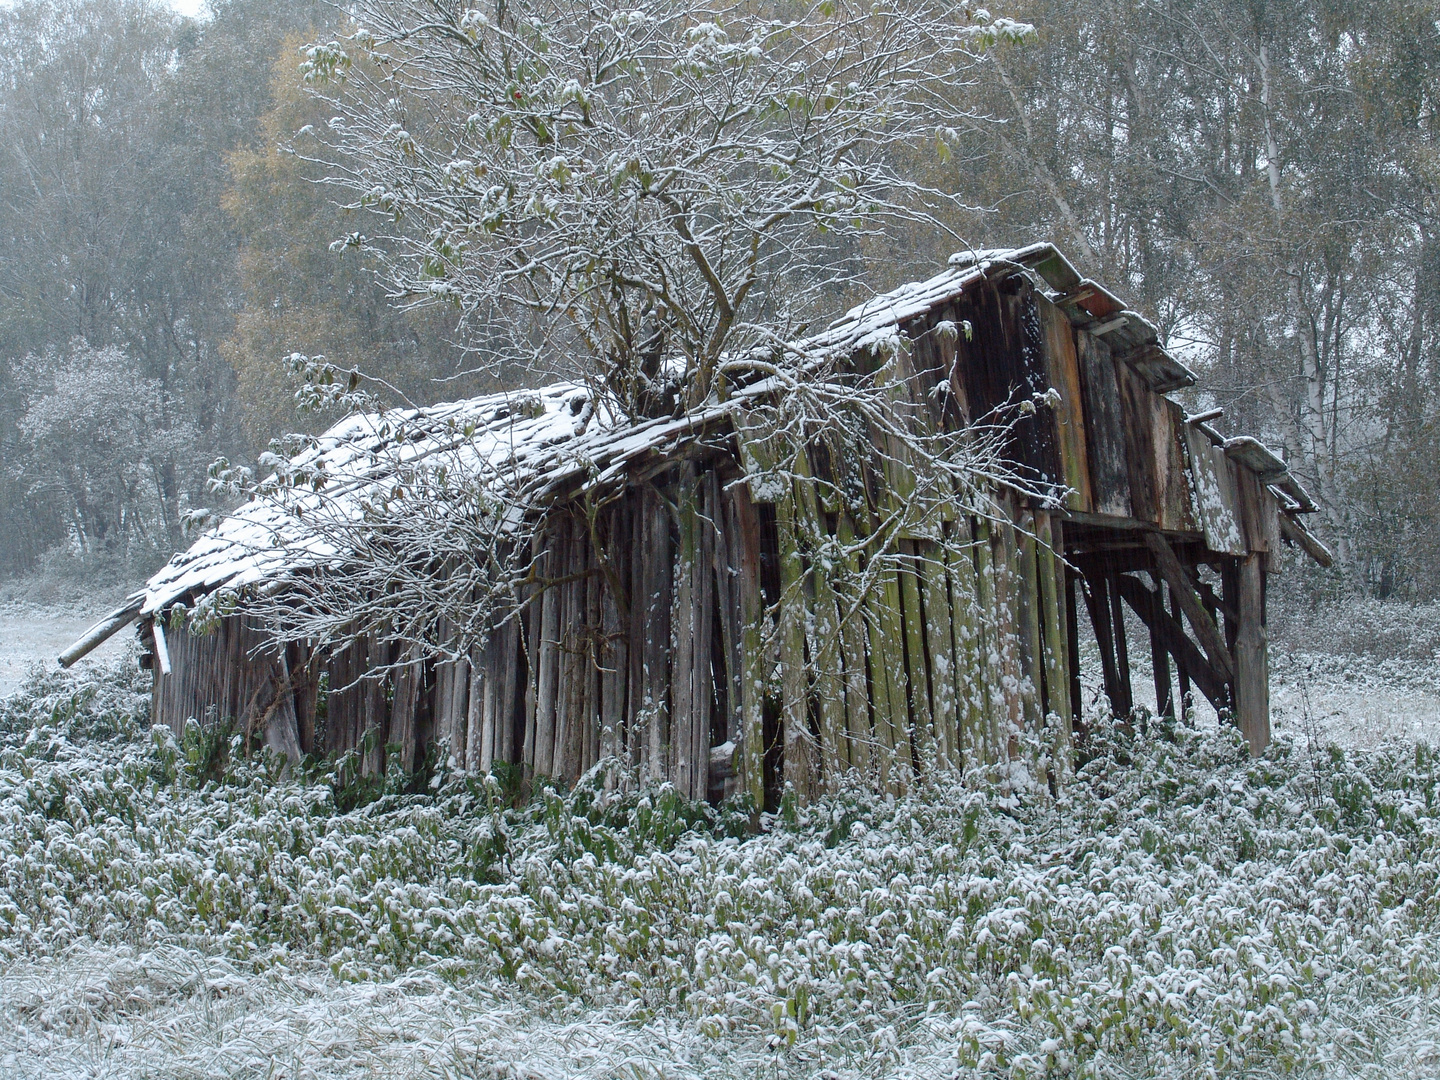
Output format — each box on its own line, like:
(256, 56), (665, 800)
(1, 0), (1437, 597)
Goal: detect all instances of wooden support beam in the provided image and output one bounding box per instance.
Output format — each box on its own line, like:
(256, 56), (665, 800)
(1143, 532), (1235, 683)
(1081, 571), (1125, 715)
(1171, 587), (1191, 712)
(1149, 578), (1174, 718)
(1234, 553), (1270, 755)
(1065, 570), (1083, 728)
(1107, 571), (1133, 716)
(1112, 574), (1230, 712)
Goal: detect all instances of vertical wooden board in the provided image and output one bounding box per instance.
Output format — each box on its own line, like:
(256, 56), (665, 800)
(584, 556), (604, 777)
(599, 564), (624, 771)
(1155, 399), (1199, 534)
(897, 545), (936, 774)
(707, 471), (743, 751)
(1236, 466), (1280, 556)
(642, 489), (674, 784)
(1076, 331), (1132, 518)
(1183, 426), (1247, 555)
(917, 541), (956, 771)
(691, 472), (716, 802)
(495, 617), (521, 767)
(990, 514), (1026, 760)
(728, 483), (768, 811)
(835, 512), (873, 779)
(390, 644), (424, 775)
(477, 634), (494, 774)
(671, 470), (699, 799)
(1034, 513), (1073, 777)
(1115, 359), (1161, 524)
(1015, 511), (1046, 740)
(775, 491), (815, 800)
(1234, 553), (1270, 755)
(1037, 295), (1093, 512)
(532, 522), (563, 780)
(944, 519), (983, 768)
(794, 457), (847, 789)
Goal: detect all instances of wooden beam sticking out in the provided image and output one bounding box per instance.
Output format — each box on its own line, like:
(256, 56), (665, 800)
(1234, 553), (1270, 755)
(1143, 532), (1235, 683)
(1112, 574), (1230, 712)
(59, 598), (143, 667)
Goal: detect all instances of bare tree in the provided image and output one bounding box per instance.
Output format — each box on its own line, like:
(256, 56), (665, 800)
(298, 0), (1032, 415)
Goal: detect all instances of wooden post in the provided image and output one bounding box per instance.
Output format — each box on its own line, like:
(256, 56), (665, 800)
(1082, 570), (1124, 716)
(1107, 572), (1132, 718)
(1034, 512), (1072, 749)
(729, 486), (768, 813)
(775, 489), (816, 800)
(1150, 578), (1174, 718)
(1065, 570), (1083, 728)
(1234, 553), (1270, 755)
(1171, 587), (1191, 714)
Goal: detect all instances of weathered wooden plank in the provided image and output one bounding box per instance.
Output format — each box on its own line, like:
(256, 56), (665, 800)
(1076, 331), (1132, 518)
(728, 483), (768, 812)
(1155, 399), (1198, 534)
(389, 643), (424, 775)
(532, 521), (564, 780)
(671, 468), (699, 799)
(1034, 512), (1072, 747)
(691, 471), (716, 802)
(1182, 425), (1247, 556)
(1236, 465), (1281, 558)
(835, 511), (873, 779)
(970, 515), (1006, 764)
(1116, 359), (1160, 524)
(1015, 511), (1046, 740)
(1037, 294), (1093, 512)
(642, 488), (674, 784)
(897, 543), (936, 774)
(917, 539), (956, 772)
(1234, 553), (1270, 755)
(775, 487), (816, 800)
(794, 455), (847, 790)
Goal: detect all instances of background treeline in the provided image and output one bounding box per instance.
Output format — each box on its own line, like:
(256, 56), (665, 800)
(0, 0), (1436, 597)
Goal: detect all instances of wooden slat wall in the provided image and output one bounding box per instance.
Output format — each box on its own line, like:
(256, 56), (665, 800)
(151, 258), (1304, 795)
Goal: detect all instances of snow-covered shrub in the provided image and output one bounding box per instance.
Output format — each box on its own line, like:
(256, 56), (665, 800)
(1, 658), (1438, 1076)
(0, 649), (149, 742)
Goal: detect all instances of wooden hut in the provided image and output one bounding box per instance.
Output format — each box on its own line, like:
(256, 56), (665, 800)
(61, 244), (1332, 804)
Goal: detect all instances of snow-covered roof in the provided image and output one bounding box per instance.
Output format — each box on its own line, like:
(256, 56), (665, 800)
(132, 249), (1077, 621)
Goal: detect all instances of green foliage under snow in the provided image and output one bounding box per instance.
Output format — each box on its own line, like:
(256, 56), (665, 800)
(1, 658), (1439, 1078)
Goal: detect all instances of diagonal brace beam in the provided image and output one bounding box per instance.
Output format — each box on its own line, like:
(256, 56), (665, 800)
(1143, 532), (1235, 683)
(1113, 573), (1230, 713)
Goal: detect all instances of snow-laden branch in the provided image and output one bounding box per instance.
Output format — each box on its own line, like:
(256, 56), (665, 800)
(297, 0), (1033, 417)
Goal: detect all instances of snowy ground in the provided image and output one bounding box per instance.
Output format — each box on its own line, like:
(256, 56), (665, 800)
(0, 602), (133, 699)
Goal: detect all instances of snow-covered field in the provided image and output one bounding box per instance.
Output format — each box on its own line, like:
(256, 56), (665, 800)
(1, 597), (1439, 1079)
(0, 602), (132, 699)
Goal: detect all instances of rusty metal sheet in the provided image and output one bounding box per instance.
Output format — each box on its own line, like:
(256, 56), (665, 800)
(1183, 424), (1247, 555)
